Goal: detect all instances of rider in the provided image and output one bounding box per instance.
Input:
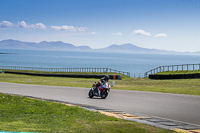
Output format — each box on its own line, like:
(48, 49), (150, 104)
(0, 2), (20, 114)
(98, 75), (109, 86)
(100, 75), (109, 84)
(94, 75), (109, 95)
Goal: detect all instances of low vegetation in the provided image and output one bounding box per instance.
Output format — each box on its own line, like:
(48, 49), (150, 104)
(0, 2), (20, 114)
(156, 70), (200, 75)
(0, 69), (130, 76)
(0, 93), (173, 133)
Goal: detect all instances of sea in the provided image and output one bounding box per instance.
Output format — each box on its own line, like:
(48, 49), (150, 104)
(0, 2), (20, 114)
(0, 49), (200, 77)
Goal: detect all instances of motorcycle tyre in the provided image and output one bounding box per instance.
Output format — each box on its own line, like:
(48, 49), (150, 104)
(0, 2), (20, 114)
(88, 89), (94, 98)
(101, 91), (108, 99)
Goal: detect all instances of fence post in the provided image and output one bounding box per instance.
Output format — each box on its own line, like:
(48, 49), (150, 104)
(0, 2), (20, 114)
(193, 64), (194, 71)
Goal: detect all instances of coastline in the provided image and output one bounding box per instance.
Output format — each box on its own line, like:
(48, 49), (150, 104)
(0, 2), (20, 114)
(0, 53), (14, 54)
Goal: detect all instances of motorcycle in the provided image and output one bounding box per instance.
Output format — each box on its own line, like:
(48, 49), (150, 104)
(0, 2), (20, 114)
(88, 81), (111, 99)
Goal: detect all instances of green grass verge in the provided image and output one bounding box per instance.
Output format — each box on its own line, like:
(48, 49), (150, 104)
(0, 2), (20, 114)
(156, 70), (200, 75)
(0, 69), (130, 78)
(0, 93), (173, 133)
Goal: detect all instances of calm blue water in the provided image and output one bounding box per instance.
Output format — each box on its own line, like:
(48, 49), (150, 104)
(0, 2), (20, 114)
(0, 49), (200, 77)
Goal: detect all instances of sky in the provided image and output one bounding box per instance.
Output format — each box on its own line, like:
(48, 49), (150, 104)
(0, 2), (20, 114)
(0, 0), (200, 52)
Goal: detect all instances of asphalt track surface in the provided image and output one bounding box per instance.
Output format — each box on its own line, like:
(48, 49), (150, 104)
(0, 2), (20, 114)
(0, 82), (200, 126)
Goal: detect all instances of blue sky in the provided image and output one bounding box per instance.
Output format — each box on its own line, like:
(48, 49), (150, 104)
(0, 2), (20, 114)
(0, 0), (200, 52)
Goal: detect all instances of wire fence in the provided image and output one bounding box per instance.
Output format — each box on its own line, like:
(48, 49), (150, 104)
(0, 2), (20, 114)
(3, 64), (199, 78)
(145, 63), (200, 77)
(0, 66), (131, 77)
(130, 73), (146, 78)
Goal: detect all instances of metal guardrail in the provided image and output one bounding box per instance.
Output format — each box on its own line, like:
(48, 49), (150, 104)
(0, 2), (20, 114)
(131, 73), (146, 78)
(3, 64), (199, 78)
(0, 66), (130, 77)
(145, 63), (200, 77)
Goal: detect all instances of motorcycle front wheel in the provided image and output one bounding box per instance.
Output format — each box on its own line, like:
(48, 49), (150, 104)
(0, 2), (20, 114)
(88, 89), (94, 98)
(101, 91), (108, 99)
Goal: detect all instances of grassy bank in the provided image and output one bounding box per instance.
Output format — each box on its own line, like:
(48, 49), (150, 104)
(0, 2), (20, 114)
(0, 93), (172, 133)
(156, 70), (200, 75)
(0, 71), (200, 96)
(0, 69), (129, 78)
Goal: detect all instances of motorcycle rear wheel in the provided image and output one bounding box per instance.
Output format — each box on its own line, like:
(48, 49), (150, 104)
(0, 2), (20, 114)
(88, 89), (94, 98)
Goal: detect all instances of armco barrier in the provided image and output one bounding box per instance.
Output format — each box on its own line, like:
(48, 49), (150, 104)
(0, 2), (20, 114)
(149, 73), (200, 79)
(0, 66), (130, 77)
(4, 71), (122, 80)
(145, 63), (200, 77)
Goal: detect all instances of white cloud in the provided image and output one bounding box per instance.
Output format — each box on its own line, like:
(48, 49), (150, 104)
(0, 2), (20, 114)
(112, 32), (123, 36)
(0, 21), (13, 28)
(30, 23), (46, 29)
(132, 29), (151, 36)
(50, 25), (87, 32)
(18, 21), (28, 28)
(50, 25), (76, 31)
(155, 33), (167, 37)
(91, 32), (97, 35)
(18, 21), (46, 30)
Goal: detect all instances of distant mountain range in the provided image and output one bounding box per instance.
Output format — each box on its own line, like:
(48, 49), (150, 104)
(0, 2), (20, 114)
(99, 43), (177, 54)
(0, 39), (91, 51)
(0, 39), (198, 55)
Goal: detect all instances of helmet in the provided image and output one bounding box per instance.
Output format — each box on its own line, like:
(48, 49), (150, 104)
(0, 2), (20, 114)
(104, 75), (109, 81)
